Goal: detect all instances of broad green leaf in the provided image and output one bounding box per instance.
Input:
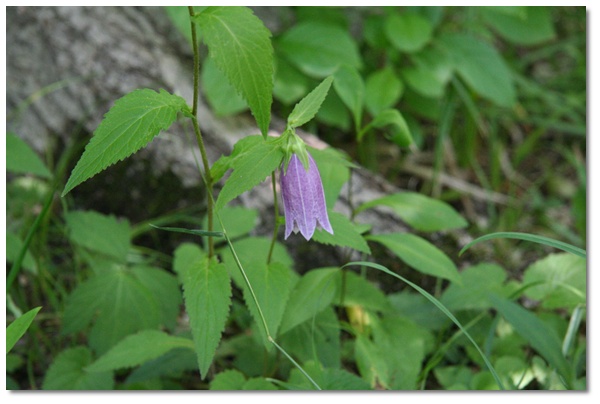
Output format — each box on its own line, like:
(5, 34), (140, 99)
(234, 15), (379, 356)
(237, 260), (294, 345)
(279, 267), (339, 334)
(489, 294), (573, 387)
(434, 365), (474, 390)
(65, 210), (131, 263)
(459, 231), (586, 259)
(359, 109), (413, 147)
(42, 347), (113, 390)
(367, 233), (460, 283)
(62, 265), (164, 354)
(309, 147), (354, 209)
(62, 88), (187, 196)
(210, 369), (246, 390)
(334, 271), (390, 312)
(365, 67), (404, 116)
(388, 291), (449, 331)
(215, 137), (284, 211)
(130, 266), (182, 331)
(195, 6), (273, 137)
(288, 360), (370, 390)
(6, 306), (42, 354)
(280, 307), (341, 369)
(86, 330), (194, 372)
(242, 378), (279, 390)
(178, 248), (231, 379)
(385, 12), (433, 53)
(333, 65), (364, 129)
(274, 56), (311, 105)
(523, 253), (586, 310)
(219, 237), (294, 279)
(403, 67), (446, 98)
(441, 263), (511, 311)
(482, 6), (555, 46)
(356, 192), (467, 232)
(201, 57), (248, 116)
(494, 356), (535, 389)
(6, 133), (52, 178)
(440, 33), (515, 107)
(287, 76), (334, 129)
(312, 211), (371, 254)
(277, 21), (362, 78)
(210, 135), (264, 183)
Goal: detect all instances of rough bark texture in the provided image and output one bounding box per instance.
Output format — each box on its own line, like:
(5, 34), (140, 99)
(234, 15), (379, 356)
(7, 6), (470, 277)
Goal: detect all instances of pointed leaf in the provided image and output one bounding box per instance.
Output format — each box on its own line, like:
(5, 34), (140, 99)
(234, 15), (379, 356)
(365, 67), (404, 116)
(359, 109), (413, 147)
(287, 76), (334, 129)
(176, 245), (232, 378)
(333, 65), (364, 129)
(86, 330), (194, 372)
(195, 7), (273, 137)
(367, 233), (461, 283)
(6, 133), (52, 178)
(62, 89), (187, 196)
(6, 306), (42, 354)
(215, 137), (284, 211)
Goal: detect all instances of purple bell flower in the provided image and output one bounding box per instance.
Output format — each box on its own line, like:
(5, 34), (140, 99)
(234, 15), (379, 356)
(280, 152), (334, 240)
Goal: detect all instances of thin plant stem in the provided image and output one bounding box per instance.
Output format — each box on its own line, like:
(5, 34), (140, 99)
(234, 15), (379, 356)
(188, 6), (214, 257)
(267, 172), (280, 264)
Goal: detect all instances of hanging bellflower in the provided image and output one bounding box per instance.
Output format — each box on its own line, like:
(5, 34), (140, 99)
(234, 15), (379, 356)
(279, 134), (333, 241)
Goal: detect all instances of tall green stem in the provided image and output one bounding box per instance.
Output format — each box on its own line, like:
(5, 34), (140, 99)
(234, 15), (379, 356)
(266, 172), (280, 264)
(188, 6), (214, 257)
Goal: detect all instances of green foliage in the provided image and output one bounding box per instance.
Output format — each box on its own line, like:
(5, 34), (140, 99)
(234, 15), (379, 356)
(385, 12), (433, 53)
(62, 89), (188, 196)
(201, 57), (248, 116)
(287, 76), (334, 129)
(86, 330), (194, 373)
(6, 133), (52, 178)
(42, 347), (114, 390)
(6, 306), (41, 354)
(194, 6), (273, 137)
(175, 244), (232, 379)
(312, 211), (371, 254)
(215, 136), (284, 211)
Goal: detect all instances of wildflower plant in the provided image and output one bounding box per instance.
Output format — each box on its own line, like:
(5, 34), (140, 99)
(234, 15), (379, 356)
(10, 6), (584, 391)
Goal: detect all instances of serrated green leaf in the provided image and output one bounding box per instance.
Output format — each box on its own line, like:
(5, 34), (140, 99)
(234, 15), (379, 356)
(356, 192), (467, 231)
(365, 67), (404, 116)
(367, 233), (460, 283)
(178, 249), (231, 379)
(215, 137), (284, 211)
(62, 265), (164, 354)
(334, 271), (390, 312)
(489, 294), (573, 387)
(385, 12), (433, 53)
(195, 7), (273, 137)
(333, 65), (364, 129)
(287, 76), (334, 129)
(86, 330), (194, 372)
(359, 109), (413, 147)
(211, 135), (264, 183)
(201, 57), (248, 116)
(288, 360), (370, 390)
(523, 253), (586, 310)
(482, 6), (555, 46)
(312, 211), (371, 254)
(65, 210), (131, 263)
(279, 267), (339, 335)
(440, 33), (515, 107)
(6, 306), (42, 354)
(6, 133), (52, 178)
(210, 369), (247, 390)
(278, 21), (362, 78)
(42, 347), (113, 390)
(62, 88), (187, 196)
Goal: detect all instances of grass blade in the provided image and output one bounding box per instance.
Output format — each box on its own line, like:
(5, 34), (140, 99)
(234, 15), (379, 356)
(342, 260), (505, 390)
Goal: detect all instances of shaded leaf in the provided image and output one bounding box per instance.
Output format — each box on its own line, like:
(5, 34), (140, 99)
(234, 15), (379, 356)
(365, 67), (404, 116)
(62, 89), (187, 196)
(201, 57), (248, 116)
(6, 133), (52, 178)
(287, 76), (334, 129)
(42, 347), (113, 390)
(6, 306), (42, 354)
(312, 211), (371, 254)
(385, 12), (433, 53)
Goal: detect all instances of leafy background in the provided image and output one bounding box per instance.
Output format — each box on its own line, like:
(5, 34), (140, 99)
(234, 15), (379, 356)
(6, 6), (586, 390)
